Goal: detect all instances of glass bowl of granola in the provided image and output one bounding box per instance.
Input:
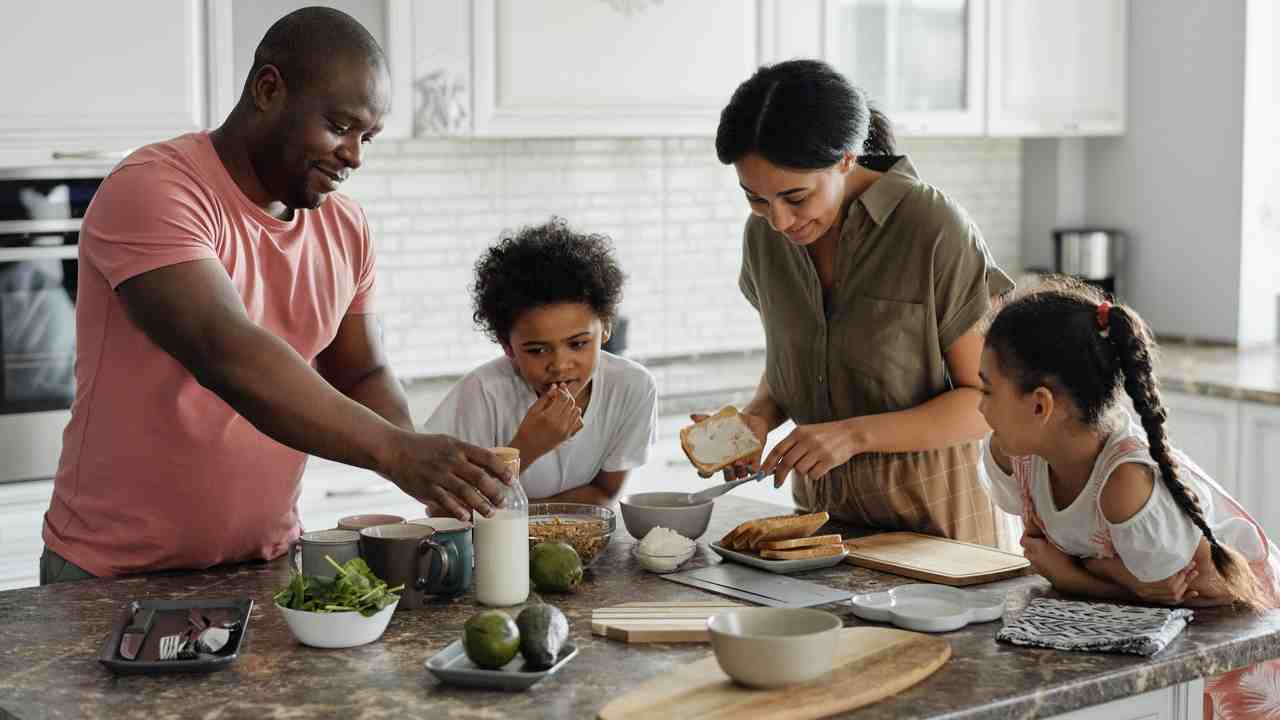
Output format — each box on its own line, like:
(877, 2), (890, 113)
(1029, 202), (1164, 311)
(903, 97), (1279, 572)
(528, 503), (616, 568)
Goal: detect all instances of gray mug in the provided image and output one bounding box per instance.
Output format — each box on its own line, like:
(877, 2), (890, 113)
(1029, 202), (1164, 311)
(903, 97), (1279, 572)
(294, 529), (361, 579)
(359, 523), (465, 610)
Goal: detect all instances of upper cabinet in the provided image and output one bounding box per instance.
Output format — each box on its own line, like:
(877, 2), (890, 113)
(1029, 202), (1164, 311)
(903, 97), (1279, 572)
(987, 0), (1127, 136)
(208, 0), (413, 138)
(463, 0), (757, 137)
(0, 0), (206, 167)
(825, 0), (987, 136)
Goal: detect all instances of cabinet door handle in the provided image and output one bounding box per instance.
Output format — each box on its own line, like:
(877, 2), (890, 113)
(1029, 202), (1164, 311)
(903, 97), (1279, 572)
(324, 483), (397, 499)
(50, 149), (132, 161)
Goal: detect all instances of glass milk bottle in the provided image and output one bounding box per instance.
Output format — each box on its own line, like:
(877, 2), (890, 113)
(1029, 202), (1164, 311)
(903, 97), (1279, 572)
(473, 447), (529, 606)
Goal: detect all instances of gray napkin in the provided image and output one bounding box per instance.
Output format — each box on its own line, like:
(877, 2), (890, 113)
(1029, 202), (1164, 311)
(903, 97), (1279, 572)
(997, 598), (1193, 656)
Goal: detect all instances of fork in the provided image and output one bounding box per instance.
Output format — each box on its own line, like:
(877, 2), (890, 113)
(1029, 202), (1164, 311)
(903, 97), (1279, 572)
(158, 633), (184, 661)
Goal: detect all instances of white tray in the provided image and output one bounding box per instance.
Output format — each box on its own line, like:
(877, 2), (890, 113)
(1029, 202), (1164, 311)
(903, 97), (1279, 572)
(849, 583), (1006, 633)
(424, 640), (578, 691)
(709, 542), (848, 574)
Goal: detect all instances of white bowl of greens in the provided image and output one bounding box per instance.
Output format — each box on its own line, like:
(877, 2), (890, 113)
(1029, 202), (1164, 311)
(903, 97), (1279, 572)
(273, 556), (402, 649)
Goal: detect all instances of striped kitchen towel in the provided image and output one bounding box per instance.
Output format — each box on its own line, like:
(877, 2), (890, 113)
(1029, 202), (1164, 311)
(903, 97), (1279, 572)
(997, 598), (1193, 656)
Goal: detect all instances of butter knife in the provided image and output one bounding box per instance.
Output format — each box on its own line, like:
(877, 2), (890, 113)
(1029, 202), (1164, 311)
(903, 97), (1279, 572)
(119, 607), (156, 661)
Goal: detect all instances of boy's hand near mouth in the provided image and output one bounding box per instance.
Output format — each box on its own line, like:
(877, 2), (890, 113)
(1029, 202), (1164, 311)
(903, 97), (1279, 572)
(511, 382), (584, 467)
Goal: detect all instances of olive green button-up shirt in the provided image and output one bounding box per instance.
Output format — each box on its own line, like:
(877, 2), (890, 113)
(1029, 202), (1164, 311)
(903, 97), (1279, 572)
(739, 155), (1015, 543)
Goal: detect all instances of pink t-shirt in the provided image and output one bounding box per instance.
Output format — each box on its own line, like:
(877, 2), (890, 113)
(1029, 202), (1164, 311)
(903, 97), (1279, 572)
(43, 132), (376, 577)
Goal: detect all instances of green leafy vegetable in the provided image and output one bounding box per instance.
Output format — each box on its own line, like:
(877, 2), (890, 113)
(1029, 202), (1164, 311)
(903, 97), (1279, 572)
(273, 556), (404, 617)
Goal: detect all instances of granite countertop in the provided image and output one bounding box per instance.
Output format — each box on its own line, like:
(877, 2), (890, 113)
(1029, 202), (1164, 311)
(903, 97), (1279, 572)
(404, 342), (1280, 420)
(4, 496), (1280, 720)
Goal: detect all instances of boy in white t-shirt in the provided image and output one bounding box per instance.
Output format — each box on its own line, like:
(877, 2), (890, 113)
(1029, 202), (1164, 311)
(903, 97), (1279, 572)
(422, 218), (658, 508)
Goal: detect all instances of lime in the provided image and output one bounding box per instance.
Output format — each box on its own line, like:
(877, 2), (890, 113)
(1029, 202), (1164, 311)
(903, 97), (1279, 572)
(463, 610), (520, 669)
(530, 541), (583, 593)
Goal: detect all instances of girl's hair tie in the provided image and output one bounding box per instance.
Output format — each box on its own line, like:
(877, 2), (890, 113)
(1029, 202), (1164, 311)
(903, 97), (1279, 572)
(1097, 301), (1112, 338)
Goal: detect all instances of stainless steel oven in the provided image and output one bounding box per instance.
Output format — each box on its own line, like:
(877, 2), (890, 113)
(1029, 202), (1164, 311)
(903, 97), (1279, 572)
(0, 167), (107, 483)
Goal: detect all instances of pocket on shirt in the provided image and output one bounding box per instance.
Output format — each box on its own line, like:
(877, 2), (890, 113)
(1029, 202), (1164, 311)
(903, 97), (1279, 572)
(838, 295), (929, 407)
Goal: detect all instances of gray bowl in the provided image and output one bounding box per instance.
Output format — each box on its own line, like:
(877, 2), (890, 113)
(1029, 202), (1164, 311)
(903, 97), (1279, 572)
(618, 492), (714, 540)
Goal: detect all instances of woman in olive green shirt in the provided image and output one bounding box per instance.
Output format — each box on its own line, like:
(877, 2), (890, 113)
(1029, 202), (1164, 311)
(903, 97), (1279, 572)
(708, 59), (1015, 546)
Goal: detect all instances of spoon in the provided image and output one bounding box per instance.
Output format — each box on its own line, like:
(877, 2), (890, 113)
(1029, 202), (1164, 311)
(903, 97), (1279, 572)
(683, 469), (769, 506)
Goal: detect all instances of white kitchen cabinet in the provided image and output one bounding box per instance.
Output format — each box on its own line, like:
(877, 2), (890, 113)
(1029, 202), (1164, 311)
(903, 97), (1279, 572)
(0, 0), (206, 168)
(207, 0), (413, 138)
(468, 0), (758, 137)
(0, 479), (54, 591)
(1240, 402), (1280, 541)
(1048, 678), (1202, 720)
(987, 0), (1127, 136)
(1162, 391), (1241, 497)
(758, 0), (986, 137)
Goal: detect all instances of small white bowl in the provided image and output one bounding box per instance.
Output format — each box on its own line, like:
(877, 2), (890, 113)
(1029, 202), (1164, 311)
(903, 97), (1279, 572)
(276, 600), (398, 649)
(849, 584), (1005, 633)
(707, 608), (842, 688)
(633, 545), (697, 574)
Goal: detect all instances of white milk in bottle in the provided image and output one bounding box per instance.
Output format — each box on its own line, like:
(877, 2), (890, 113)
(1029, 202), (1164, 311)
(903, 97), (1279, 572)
(474, 447), (529, 606)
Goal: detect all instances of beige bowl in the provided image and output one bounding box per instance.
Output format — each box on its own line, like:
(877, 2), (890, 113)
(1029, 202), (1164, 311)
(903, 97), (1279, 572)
(707, 608), (843, 688)
(618, 492), (713, 540)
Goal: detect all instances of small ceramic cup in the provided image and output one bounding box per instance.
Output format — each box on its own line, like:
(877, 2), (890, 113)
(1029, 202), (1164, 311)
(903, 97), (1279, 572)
(337, 513), (405, 532)
(359, 523), (471, 610)
(294, 529), (362, 579)
(406, 517), (475, 593)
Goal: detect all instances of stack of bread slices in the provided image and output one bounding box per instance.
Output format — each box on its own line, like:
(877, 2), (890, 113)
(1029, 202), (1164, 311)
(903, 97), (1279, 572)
(717, 512), (844, 560)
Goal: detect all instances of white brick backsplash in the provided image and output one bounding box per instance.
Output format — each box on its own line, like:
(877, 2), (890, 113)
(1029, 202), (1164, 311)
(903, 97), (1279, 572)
(346, 136), (1021, 380)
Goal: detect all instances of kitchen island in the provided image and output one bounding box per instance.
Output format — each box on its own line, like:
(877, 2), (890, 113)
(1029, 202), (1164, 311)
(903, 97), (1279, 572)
(3, 495), (1279, 720)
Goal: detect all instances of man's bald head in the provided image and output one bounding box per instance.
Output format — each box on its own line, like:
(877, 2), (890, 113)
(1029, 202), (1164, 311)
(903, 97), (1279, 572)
(243, 6), (386, 100)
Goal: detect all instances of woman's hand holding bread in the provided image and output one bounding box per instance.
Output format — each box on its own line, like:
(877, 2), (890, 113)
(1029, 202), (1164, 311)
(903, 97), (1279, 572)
(687, 410), (771, 484)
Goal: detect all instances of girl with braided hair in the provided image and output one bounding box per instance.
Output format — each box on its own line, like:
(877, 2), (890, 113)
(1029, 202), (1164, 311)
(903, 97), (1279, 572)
(977, 276), (1280, 719)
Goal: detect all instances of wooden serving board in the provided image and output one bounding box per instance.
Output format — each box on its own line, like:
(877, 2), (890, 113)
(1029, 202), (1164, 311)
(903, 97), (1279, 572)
(597, 627), (950, 720)
(843, 532), (1030, 586)
(591, 601), (744, 643)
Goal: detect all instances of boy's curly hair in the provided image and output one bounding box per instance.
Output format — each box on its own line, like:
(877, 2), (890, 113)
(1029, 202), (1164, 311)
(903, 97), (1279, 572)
(471, 217), (625, 345)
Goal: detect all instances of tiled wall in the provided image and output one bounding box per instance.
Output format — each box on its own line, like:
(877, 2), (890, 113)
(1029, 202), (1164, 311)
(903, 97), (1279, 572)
(343, 137), (1022, 380)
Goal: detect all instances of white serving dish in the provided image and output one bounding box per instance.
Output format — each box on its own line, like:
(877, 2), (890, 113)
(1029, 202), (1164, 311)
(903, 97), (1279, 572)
(709, 542), (848, 574)
(707, 608), (843, 688)
(849, 583), (1005, 633)
(276, 600), (398, 648)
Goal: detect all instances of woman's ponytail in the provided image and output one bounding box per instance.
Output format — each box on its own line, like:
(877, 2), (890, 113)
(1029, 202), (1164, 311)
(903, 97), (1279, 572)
(862, 106), (896, 156)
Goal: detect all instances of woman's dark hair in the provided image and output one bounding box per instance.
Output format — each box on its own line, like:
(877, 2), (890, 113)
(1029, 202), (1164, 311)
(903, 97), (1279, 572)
(715, 59), (895, 169)
(471, 217), (625, 345)
(985, 277), (1265, 610)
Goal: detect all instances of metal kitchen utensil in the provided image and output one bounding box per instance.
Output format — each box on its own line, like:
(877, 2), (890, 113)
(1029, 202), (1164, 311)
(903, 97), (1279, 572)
(661, 563), (852, 607)
(683, 470), (768, 506)
(158, 633), (184, 661)
(118, 607), (156, 661)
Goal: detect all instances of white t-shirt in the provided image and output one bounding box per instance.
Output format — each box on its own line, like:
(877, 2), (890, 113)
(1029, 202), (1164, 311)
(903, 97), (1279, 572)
(979, 412), (1267, 582)
(422, 351), (658, 499)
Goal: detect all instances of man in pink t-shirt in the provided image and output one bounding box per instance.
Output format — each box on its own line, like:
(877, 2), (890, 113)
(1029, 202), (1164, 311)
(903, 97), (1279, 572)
(41, 8), (511, 581)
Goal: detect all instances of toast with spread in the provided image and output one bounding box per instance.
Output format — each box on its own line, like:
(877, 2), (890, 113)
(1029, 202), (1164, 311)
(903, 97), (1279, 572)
(679, 406), (763, 476)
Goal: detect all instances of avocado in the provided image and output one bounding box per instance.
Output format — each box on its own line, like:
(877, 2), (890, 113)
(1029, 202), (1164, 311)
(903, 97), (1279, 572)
(517, 604), (569, 669)
(530, 542), (583, 593)
(463, 610), (520, 669)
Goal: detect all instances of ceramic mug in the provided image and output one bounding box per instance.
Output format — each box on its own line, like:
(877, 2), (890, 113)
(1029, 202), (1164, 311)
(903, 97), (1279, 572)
(337, 513), (405, 532)
(294, 529), (362, 579)
(406, 517), (475, 593)
(359, 523), (471, 609)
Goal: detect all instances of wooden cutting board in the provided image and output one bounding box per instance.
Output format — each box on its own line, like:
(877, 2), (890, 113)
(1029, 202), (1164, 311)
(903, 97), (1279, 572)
(843, 532), (1030, 586)
(592, 601), (744, 643)
(597, 627), (950, 720)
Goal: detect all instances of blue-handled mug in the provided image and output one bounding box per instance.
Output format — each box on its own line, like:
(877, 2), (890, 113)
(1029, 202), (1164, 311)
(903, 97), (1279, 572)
(406, 517), (474, 597)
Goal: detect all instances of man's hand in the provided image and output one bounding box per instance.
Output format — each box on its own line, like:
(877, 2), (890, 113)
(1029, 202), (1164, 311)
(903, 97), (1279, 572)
(759, 418), (867, 489)
(512, 384), (582, 462)
(384, 433), (512, 521)
(689, 411), (770, 483)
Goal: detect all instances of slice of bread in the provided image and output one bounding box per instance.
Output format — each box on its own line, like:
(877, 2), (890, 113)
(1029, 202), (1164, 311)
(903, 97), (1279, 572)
(760, 543), (846, 561)
(757, 534), (843, 551)
(679, 407), (763, 476)
(718, 512), (831, 551)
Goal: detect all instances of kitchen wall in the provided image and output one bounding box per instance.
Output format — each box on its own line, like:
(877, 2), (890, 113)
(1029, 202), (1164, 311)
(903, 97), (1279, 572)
(343, 136), (1022, 381)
